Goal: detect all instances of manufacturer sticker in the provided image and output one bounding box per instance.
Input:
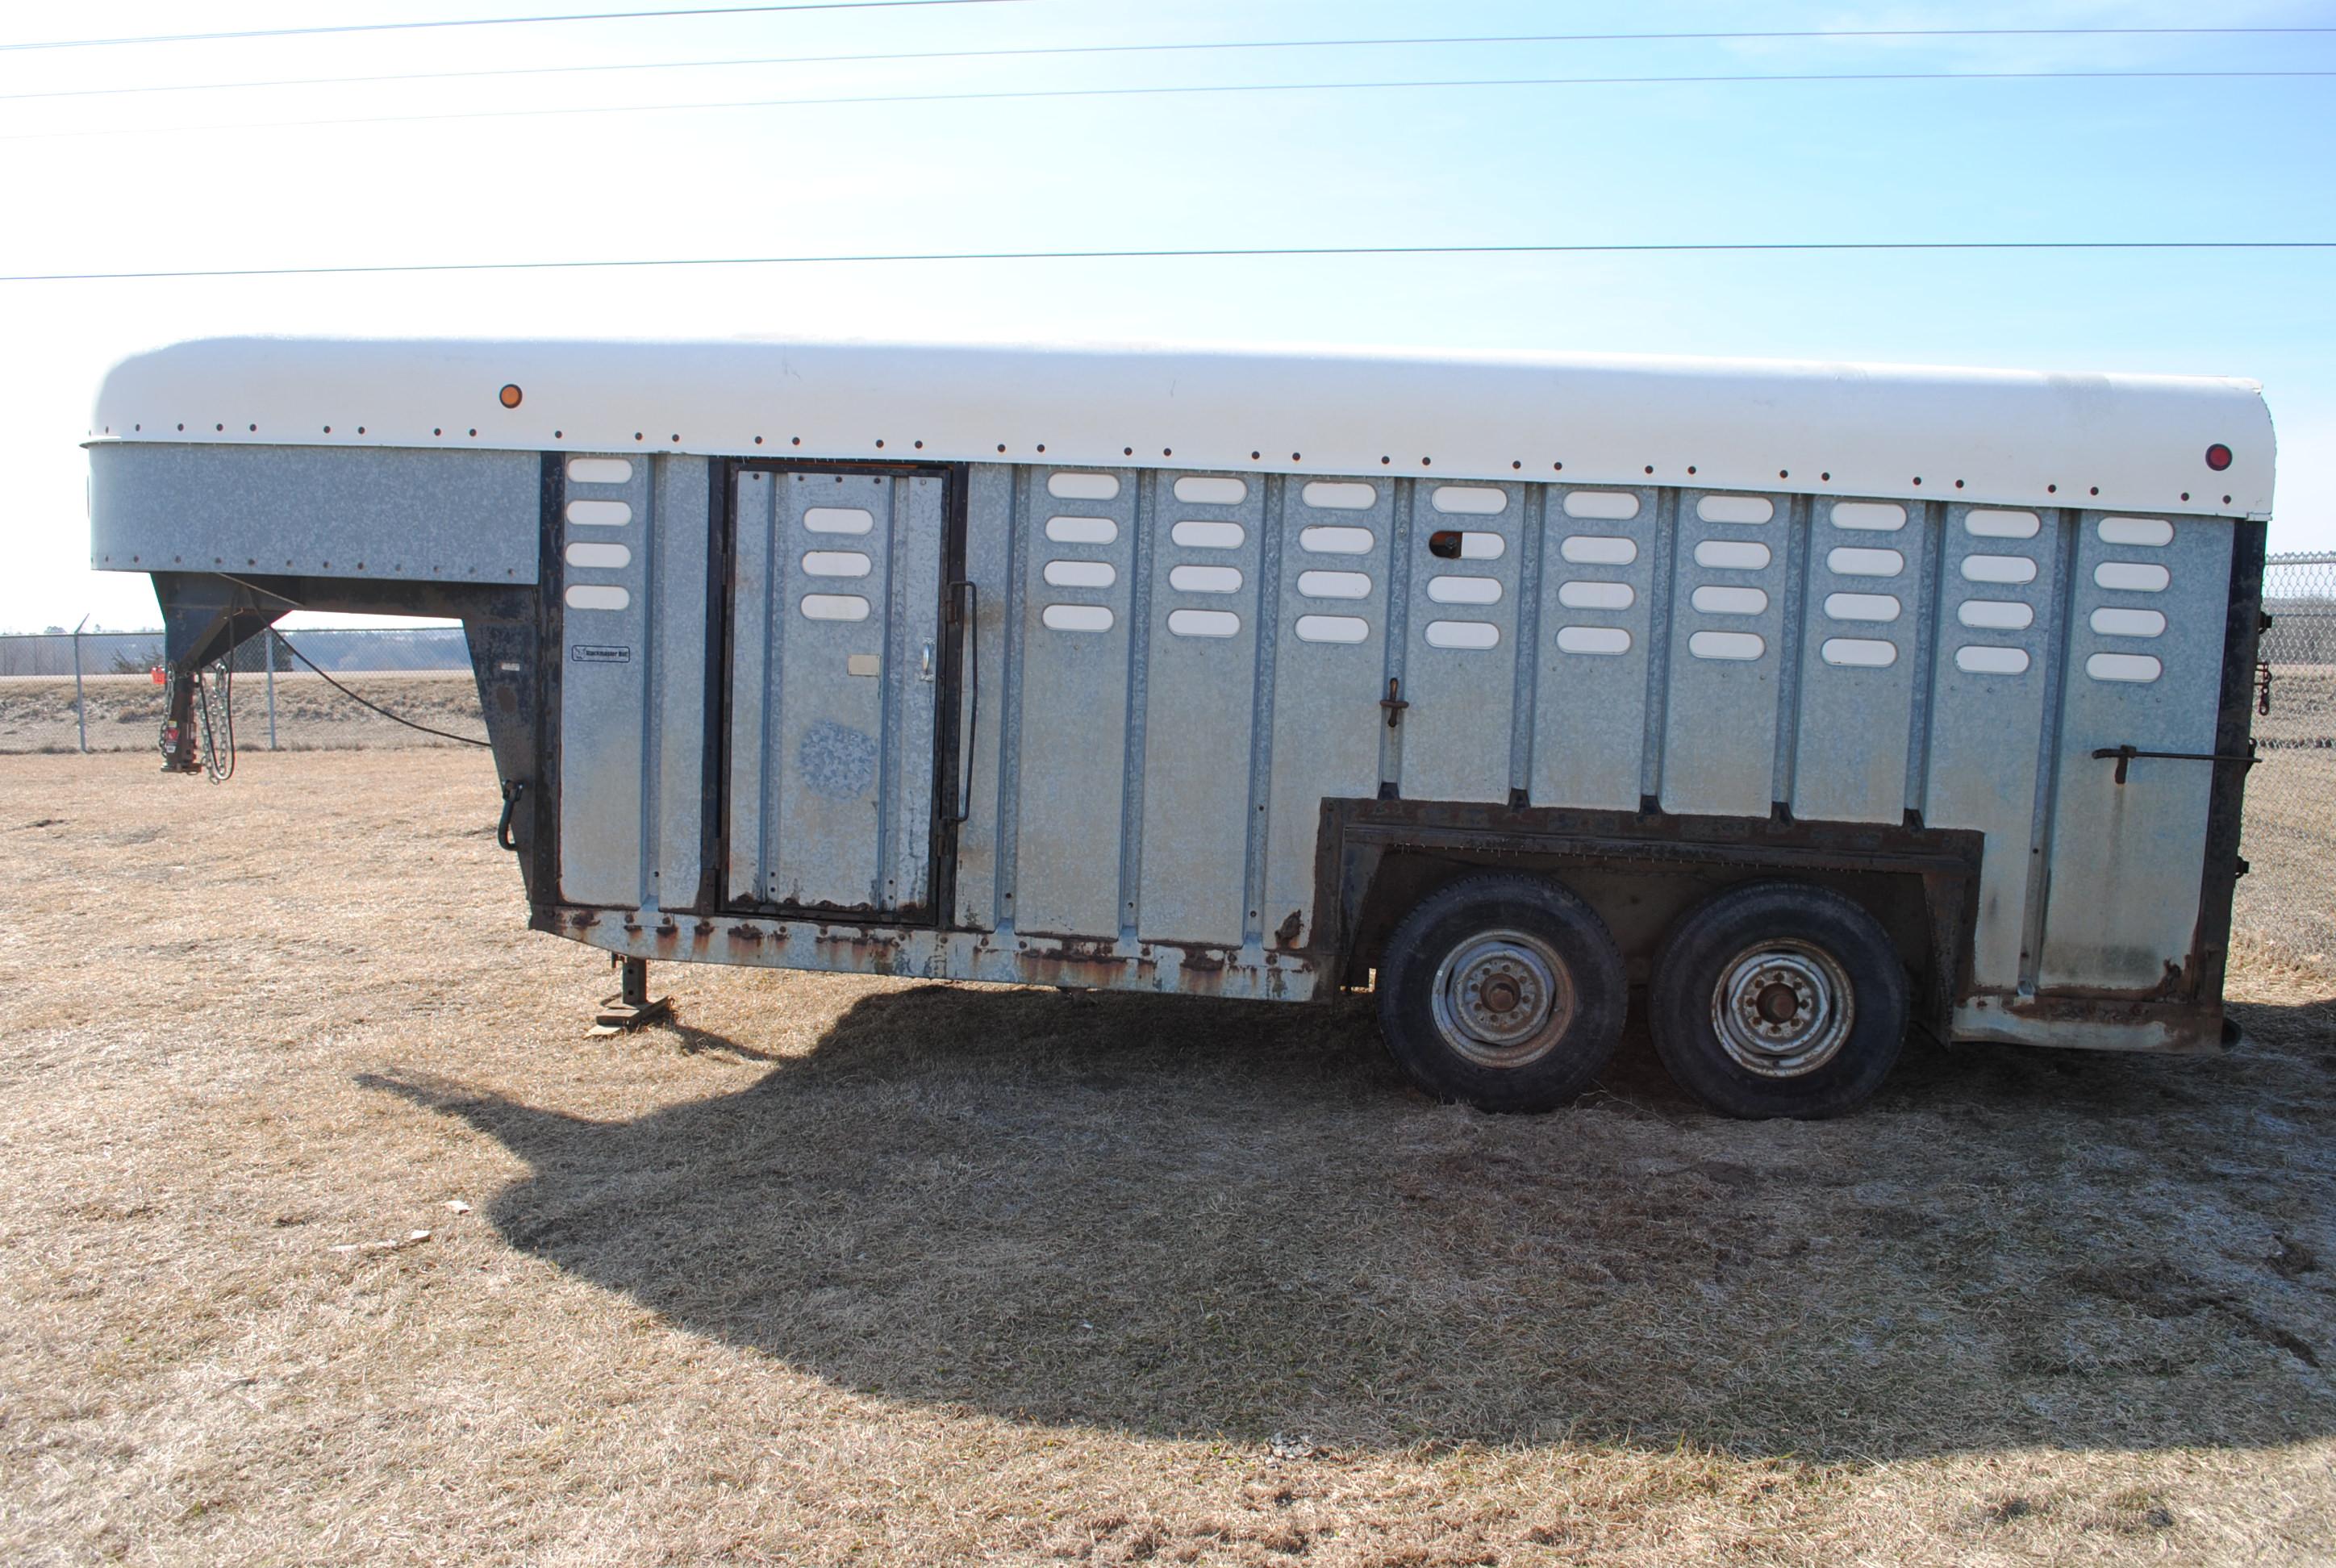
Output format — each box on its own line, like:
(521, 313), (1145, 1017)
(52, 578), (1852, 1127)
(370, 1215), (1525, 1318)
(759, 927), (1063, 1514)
(569, 644), (632, 664)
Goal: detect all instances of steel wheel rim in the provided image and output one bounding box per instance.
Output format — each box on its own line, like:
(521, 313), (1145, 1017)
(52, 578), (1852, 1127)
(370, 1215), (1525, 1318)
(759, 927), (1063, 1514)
(1709, 939), (1855, 1078)
(1429, 928), (1576, 1070)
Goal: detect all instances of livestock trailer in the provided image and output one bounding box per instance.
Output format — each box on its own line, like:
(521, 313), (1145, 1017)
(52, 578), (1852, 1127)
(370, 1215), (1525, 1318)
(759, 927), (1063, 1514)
(88, 339), (2275, 1117)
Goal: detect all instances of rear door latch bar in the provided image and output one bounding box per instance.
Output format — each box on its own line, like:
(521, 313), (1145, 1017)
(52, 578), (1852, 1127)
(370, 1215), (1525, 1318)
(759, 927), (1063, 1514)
(2092, 744), (2259, 785)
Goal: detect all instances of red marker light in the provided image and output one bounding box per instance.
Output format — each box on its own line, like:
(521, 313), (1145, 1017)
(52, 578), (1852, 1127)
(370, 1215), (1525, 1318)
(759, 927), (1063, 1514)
(2205, 443), (2233, 472)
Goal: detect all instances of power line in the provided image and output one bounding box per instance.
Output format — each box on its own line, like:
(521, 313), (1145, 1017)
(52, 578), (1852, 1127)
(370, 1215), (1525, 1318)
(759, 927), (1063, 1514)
(8, 240), (2332, 286)
(0, 0), (1028, 52)
(10, 68), (2326, 144)
(5, 25), (2332, 104)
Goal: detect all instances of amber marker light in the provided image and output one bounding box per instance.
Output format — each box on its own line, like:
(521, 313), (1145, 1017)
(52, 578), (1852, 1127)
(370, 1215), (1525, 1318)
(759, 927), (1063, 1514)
(499, 384), (524, 409)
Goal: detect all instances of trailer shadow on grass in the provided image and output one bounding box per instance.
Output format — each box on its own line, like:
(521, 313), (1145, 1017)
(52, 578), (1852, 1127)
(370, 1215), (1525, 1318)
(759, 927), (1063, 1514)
(362, 982), (2336, 1461)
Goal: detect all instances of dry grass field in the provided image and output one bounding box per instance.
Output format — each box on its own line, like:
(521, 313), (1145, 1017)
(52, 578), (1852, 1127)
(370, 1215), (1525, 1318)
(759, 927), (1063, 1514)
(2, 750), (2333, 1566)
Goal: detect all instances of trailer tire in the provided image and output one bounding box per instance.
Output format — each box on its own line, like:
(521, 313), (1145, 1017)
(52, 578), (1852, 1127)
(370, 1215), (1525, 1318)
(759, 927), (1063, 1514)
(1375, 874), (1626, 1112)
(1648, 881), (1908, 1120)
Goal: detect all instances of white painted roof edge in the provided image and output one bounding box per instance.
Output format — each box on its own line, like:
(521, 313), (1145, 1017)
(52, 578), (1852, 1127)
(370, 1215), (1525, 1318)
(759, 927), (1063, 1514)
(90, 336), (2276, 519)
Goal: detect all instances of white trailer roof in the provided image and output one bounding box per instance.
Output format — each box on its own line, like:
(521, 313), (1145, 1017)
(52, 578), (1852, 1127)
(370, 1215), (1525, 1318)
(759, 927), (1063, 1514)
(90, 336), (2275, 519)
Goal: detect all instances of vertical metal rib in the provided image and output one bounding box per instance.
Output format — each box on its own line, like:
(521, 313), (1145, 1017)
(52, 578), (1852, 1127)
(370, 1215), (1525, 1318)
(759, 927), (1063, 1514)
(1241, 473), (1287, 946)
(1507, 484), (1547, 799)
(637, 455), (663, 907)
(1638, 486), (1680, 806)
(992, 465), (1029, 931)
(874, 473), (907, 907)
(1116, 468), (1157, 942)
(756, 476), (781, 902)
(1768, 492), (1814, 810)
(1378, 477), (1416, 792)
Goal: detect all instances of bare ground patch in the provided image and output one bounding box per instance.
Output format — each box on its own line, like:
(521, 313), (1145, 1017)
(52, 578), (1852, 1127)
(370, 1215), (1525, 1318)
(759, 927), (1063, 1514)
(0, 751), (2331, 1565)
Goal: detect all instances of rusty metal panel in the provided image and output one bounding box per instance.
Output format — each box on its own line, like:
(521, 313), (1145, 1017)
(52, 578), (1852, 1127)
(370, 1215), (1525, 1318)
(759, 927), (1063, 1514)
(558, 903), (1320, 999)
(1659, 488), (1794, 817)
(2038, 512), (2233, 989)
(1136, 470), (1266, 945)
(1262, 473), (1395, 951)
(1919, 503), (2068, 989)
(1792, 496), (1933, 823)
(1008, 465), (1139, 936)
(1531, 482), (1661, 809)
(557, 452), (652, 906)
(1398, 477), (1529, 803)
(726, 469), (943, 914)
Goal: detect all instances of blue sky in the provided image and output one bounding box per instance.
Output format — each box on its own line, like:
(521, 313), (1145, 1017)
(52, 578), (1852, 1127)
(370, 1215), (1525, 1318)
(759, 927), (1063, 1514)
(2, 0), (2330, 631)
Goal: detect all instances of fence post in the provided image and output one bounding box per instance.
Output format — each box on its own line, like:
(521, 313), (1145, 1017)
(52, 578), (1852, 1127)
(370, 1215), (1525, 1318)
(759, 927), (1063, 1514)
(72, 615), (88, 753)
(265, 630), (279, 751)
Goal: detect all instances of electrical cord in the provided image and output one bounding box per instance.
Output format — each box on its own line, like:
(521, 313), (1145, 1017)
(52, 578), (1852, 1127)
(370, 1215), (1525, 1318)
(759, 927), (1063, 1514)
(269, 632), (492, 749)
(194, 661), (235, 782)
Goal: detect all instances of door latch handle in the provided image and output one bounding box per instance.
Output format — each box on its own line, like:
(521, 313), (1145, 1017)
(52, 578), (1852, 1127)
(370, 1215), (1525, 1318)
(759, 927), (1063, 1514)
(1380, 677), (1408, 729)
(920, 640), (935, 682)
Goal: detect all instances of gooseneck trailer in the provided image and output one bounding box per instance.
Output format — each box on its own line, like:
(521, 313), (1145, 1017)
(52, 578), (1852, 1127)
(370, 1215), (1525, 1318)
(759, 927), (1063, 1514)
(88, 339), (2275, 1116)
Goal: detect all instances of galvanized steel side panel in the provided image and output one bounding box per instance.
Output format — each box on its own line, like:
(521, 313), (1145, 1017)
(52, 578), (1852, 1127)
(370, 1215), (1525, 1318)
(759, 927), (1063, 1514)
(1137, 470), (1266, 944)
(1919, 503), (2068, 989)
(725, 470), (779, 904)
(1263, 474), (1396, 949)
(1792, 497), (1931, 824)
(1399, 478), (1527, 803)
(2037, 512), (2231, 988)
(520, 453), (2233, 1019)
(558, 452), (652, 906)
(1011, 466), (1140, 936)
(1659, 489), (1792, 817)
(89, 442), (539, 584)
(646, 457), (709, 911)
(1532, 483), (1661, 808)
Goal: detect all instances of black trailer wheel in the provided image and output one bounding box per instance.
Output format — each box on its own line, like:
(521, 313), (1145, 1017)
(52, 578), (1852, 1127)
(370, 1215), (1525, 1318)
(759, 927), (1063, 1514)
(1648, 881), (1908, 1120)
(1375, 874), (1626, 1112)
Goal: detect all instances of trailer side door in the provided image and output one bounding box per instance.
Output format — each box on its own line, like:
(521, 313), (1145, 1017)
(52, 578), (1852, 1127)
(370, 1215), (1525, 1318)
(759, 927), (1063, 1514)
(724, 465), (949, 919)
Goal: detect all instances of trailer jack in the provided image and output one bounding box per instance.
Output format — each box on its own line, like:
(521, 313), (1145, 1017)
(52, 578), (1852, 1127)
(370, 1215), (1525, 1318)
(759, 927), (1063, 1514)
(590, 956), (672, 1036)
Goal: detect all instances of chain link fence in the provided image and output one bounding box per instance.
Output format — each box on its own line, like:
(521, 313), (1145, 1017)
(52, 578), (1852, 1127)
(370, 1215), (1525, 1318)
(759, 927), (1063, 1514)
(2235, 551), (2336, 965)
(0, 626), (485, 754)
